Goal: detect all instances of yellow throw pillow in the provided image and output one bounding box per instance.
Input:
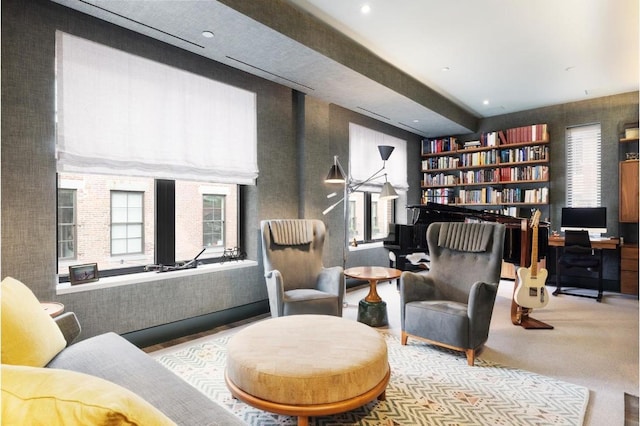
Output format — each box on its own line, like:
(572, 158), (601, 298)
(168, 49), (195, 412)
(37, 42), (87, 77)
(1, 277), (67, 367)
(1, 364), (176, 425)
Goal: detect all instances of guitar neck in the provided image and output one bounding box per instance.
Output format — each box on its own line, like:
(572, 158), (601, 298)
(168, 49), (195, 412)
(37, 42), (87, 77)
(530, 225), (538, 278)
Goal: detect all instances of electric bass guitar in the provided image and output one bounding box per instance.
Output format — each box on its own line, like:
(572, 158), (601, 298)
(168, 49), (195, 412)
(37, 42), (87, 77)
(514, 210), (549, 309)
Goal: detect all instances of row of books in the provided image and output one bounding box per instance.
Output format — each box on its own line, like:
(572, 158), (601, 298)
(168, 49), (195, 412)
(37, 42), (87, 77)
(422, 123), (549, 153)
(422, 172), (458, 187)
(423, 165), (549, 187)
(421, 188), (455, 205)
(421, 156), (459, 170)
(505, 124), (548, 144)
(421, 137), (457, 155)
(460, 150), (499, 167)
(499, 165), (549, 182)
(458, 187), (549, 204)
(500, 146), (548, 163)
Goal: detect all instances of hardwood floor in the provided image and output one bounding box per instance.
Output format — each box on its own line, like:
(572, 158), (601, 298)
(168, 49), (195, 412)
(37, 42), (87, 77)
(141, 313), (270, 353)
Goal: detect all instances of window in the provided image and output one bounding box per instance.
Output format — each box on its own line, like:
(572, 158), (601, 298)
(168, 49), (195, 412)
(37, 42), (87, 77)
(57, 189), (76, 260)
(566, 124), (602, 206)
(203, 195), (225, 248)
(54, 32), (256, 280)
(348, 123), (407, 243)
(111, 191), (144, 255)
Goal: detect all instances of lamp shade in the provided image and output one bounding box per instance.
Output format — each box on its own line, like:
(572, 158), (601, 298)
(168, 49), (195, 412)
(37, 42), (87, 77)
(378, 145), (395, 161)
(379, 182), (399, 200)
(325, 164), (346, 183)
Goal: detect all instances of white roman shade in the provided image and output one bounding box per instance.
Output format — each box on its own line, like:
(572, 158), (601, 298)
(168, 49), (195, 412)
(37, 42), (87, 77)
(349, 123), (408, 191)
(55, 31), (258, 184)
(566, 123), (601, 207)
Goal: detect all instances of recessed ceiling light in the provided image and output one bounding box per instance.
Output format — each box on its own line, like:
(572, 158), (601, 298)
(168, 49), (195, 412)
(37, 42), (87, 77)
(202, 31), (214, 38)
(483, 100), (490, 105)
(441, 67), (450, 72)
(413, 119), (420, 123)
(361, 4), (371, 14)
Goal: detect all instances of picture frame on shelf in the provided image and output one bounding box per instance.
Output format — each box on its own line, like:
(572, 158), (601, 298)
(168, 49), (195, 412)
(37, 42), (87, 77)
(69, 263), (99, 285)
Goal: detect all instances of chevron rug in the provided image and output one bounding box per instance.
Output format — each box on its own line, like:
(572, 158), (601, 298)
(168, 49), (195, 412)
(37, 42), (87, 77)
(152, 331), (588, 425)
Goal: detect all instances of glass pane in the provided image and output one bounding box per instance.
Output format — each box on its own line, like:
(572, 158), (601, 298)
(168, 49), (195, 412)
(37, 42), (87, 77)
(371, 193), (391, 240)
(127, 238), (142, 253)
(128, 206), (142, 222)
(58, 190), (74, 206)
(175, 183), (236, 260)
(112, 239), (127, 255)
(58, 173), (154, 275)
(111, 192), (128, 208)
(59, 208), (74, 224)
(348, 192), (365, 241)
(128, 193), (143, 207)
(59, 225), (74, 240)
(112, 224), (127, 239)
(127, 224), (142, 238)
(112, 207), (128, 223)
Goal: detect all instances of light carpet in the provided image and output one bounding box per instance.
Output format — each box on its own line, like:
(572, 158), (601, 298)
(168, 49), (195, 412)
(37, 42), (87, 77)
(152, 330), (588, 425)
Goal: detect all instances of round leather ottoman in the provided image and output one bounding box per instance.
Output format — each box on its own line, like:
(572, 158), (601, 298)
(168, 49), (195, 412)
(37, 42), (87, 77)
(225, 314), (389, 426)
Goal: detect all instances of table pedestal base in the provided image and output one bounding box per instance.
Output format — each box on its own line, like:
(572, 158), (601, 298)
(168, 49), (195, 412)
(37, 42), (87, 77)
(358, 299), (388, 327)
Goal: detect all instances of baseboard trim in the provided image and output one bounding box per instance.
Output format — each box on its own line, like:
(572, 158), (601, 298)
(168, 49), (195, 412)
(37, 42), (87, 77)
(122, 300), (270, 348)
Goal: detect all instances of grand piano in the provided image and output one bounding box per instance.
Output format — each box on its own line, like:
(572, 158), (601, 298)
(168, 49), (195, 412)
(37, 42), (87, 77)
(384, 202), (549, 273)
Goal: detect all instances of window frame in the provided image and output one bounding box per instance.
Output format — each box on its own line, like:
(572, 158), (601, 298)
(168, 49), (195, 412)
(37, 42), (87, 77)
(57, 188), (77, 260)
(349, 190), (395, 244)
(203, 194), (226, 248)
(566, 123), (602, 207)
(110, 190), (145, 256)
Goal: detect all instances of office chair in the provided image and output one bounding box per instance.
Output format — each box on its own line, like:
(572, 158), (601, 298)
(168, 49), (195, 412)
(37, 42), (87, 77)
(553, 230), (603, 302)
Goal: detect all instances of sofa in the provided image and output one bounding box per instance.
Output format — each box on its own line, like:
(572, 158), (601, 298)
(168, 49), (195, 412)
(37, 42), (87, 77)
(1, 277), (244, 425)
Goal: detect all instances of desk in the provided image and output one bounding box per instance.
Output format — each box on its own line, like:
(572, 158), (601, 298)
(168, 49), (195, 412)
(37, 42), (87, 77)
(548, 236), (620, 250)
(344, 266), (401, 327)
(549, 236), (619, 302)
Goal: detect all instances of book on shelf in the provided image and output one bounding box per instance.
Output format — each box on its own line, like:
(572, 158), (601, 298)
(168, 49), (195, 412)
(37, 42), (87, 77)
(421, 136), (457, 155)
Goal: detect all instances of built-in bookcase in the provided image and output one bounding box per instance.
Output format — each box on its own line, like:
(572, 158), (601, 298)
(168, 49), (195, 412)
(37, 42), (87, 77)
(421, 124), (549, 217)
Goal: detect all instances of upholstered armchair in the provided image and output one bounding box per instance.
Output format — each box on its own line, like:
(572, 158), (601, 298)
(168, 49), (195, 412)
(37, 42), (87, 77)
(400, 221), (506, 366)
(260, 219), (344, 317)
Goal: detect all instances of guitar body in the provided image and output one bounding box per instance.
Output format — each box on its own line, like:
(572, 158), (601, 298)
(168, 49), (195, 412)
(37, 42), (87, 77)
(515, 266), (549, 308)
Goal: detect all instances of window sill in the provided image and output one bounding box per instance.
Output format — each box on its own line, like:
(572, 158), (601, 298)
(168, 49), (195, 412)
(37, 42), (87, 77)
(56, 260), (258, 295)
(348, 241), (384, 252)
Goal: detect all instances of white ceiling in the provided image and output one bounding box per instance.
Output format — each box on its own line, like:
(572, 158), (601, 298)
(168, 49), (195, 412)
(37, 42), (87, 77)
(287, 0), (639, 117)
(50, 0), (638, 137)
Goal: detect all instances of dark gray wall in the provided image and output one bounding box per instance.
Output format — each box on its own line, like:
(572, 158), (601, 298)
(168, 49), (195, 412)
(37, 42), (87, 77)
(463, 92), (639, 285)
(2, 0), (636, 339)
(0, 0), (419, 340)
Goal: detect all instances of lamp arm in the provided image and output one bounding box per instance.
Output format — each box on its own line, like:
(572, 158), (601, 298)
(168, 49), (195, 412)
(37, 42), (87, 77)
(348, 163), (387, 193)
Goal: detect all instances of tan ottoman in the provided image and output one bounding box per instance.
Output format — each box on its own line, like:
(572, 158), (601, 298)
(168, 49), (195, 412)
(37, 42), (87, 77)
(225, 314), (390, 426)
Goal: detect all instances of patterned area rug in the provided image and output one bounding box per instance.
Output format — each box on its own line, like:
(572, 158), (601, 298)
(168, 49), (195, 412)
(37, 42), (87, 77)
(152, 331), (588, 425)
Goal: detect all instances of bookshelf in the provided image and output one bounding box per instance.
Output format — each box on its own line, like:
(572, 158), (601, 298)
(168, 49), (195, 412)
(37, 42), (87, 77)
(421, 124), (549, 217)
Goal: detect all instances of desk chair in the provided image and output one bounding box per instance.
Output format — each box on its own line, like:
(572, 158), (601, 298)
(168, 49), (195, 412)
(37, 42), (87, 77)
(553, 230), (603, 302)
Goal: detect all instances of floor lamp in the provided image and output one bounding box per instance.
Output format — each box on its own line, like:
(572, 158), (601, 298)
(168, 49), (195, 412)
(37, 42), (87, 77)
(323, 145), (399, 271)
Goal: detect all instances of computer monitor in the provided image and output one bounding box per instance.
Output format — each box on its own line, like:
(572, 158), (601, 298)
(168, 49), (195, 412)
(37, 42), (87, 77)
(560, 207), (607, 236)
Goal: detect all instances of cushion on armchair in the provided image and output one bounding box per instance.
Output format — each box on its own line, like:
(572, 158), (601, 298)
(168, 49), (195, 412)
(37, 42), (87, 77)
(1, 364), (176, 426)
(1, 277), (66, 367)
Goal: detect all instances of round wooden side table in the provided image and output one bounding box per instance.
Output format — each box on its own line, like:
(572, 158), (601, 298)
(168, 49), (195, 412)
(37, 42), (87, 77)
(41, 302), (65, 318)
(344, 266), (401, 327)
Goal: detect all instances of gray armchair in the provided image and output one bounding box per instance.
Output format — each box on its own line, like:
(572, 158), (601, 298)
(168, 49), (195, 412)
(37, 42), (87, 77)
(260, 219), (344, 317)
(400, 221), (505, 366)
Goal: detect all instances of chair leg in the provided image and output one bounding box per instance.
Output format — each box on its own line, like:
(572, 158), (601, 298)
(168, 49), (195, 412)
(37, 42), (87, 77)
(596, 263), (603, 302)
(465, 349), (475, 366)
(401, 331), (408, 345)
